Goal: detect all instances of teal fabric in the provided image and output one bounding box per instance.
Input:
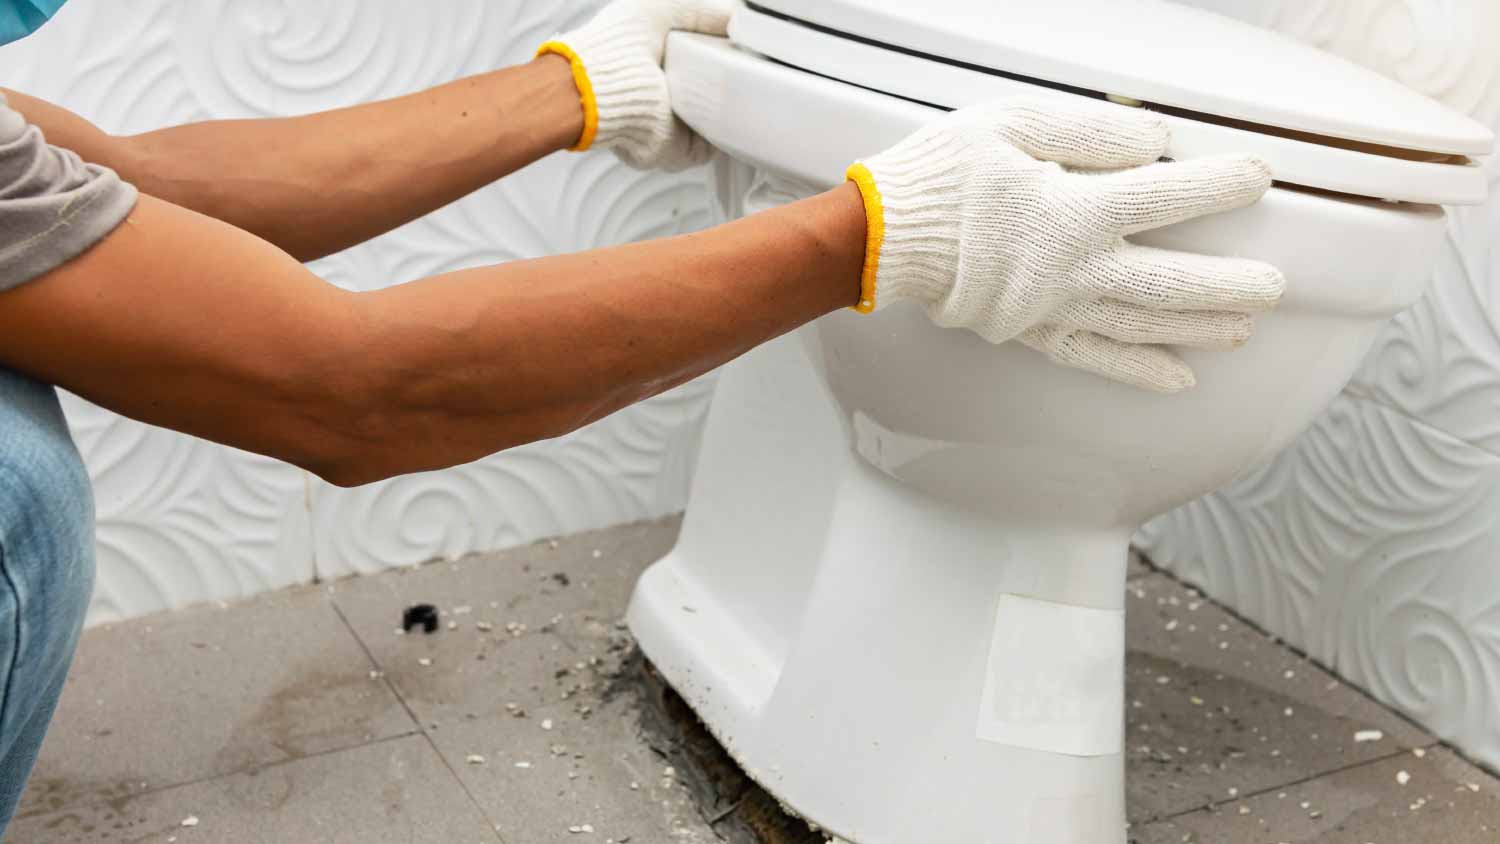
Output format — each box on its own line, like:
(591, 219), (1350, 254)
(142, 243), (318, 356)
(0, 0), (68, 46)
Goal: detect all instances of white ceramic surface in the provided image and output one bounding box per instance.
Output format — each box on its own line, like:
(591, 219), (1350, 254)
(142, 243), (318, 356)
(749, 0), (1491, 154)
(1139, 0), (1500, 772)
(728, 6), (1489, 205)
(630, 26), (1465, 843)
(0, 0), (715, 623)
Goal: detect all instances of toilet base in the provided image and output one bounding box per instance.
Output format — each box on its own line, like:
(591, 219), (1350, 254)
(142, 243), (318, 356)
(629, 404), (1134, 843)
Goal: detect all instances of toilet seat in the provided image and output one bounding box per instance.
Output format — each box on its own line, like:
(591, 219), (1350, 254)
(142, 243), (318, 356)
(727, 1), (1492, 205)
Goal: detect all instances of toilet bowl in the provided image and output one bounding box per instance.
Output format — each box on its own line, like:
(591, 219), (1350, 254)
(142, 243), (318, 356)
(626, 3), (1494, 842)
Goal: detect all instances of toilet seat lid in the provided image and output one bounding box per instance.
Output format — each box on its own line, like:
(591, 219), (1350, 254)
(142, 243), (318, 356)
(743, 0), (1493, 159)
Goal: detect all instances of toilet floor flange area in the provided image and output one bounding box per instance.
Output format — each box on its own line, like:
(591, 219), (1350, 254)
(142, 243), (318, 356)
(627, 336), (1134, 842)
(629, 458), (1132, 843)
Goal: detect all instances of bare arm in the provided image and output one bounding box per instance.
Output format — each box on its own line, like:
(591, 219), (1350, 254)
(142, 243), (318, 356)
(0, 186), (865, 486)
(1, 55), (584, 262)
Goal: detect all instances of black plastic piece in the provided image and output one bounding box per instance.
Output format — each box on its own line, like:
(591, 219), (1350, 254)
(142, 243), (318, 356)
(403, 603), (439, 634)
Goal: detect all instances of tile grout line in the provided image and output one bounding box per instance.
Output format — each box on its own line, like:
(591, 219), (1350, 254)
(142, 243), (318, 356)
(303, 470), (320, 584)
(413, 731), (509, 844)
(16, 730), (422, 825)
(327, 597), (423, 731)
(327, 595), (510, 844)
(1343, 384), (1500, 464)
(1131, 563), (1438, 742)
(1141, 742), (1442, 827)
(1131, 556), (1500, 782)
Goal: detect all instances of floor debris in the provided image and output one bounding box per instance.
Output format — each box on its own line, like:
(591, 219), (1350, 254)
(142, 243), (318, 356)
(19, 520), (1500, 844)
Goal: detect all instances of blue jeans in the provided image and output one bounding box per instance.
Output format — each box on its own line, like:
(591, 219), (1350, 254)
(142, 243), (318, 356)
(0, 368), (94, 836)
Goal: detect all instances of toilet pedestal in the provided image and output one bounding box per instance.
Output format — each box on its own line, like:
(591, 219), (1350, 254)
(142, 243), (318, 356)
(628, 331), (1134, 843)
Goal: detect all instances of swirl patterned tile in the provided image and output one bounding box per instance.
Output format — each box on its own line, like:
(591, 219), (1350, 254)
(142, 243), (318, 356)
(1139, 392), (1500, 769)
(61, 392), (313, 625)
(0, 1), (192, 133)
(167, 1), (606, 120)
(1347, 181), (1500, 454)
(1157, 0), (1500, 773)
(3, 0), (716, 623)
(308, 377), (712, 579)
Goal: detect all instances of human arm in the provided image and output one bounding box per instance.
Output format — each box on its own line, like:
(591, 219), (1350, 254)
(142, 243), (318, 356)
(0, 185), (866, 487)
(0, 89), (1287, 490)
(1, 55), (585, 263)
(848, 98), (1286, 391)
(0, 0), (735, 263)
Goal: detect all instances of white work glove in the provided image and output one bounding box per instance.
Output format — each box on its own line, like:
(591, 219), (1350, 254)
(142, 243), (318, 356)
(846, 97), (1285, 392)
(538, 0), (735, 171)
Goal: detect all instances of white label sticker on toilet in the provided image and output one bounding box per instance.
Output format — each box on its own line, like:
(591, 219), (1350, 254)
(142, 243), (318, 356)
(976, 594), (1124, 757)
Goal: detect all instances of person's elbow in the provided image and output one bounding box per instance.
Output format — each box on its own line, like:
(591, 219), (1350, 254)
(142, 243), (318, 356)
(272, 295), (612, 487)
(287, 369), (585, 489)
(282, 387), (431, 489)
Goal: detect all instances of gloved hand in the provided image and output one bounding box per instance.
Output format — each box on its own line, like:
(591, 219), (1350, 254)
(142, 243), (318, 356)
(846, 97), (1285, 392)
(538, 0), (735, 171)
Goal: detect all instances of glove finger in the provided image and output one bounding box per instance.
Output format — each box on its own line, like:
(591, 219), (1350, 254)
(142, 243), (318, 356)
(972, 96), (1169, 170)
(1095, 154), (1272, 235)
(668, 0), (736, 34)
(1020, 326), (1197, 393)
(1077, 243), (1285, 313)
(665, 117), (718, 170)
(613, 116), (714, 171)
(1050, 299), (1254, 349)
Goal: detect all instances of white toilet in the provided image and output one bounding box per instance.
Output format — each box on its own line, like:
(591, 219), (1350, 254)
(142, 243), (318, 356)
(626, 2), (1494, 842)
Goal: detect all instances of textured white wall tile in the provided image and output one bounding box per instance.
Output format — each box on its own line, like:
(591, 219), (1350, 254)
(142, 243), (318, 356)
(60, 391), (314, 626)
(1150, 0), (1500, 771)
(2, 0), (714, 619)
(1346, 170), (1500, 453)
(309, 377), (712, 579)
(1139, 395), (1500, 761)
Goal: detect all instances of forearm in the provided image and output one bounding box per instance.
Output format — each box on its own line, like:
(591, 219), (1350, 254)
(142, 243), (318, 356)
(2, 55), (583, 261)
(348, 182), (865, 480)
(0, 186), (864, 485)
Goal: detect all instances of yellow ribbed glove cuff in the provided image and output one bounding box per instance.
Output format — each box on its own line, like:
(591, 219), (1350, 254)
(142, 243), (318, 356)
(536, 40), (599, 152)
(845, 162), (884, 313)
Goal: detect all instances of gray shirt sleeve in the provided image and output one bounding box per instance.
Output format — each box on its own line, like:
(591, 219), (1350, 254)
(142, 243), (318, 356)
(0, 92), (138, 291)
